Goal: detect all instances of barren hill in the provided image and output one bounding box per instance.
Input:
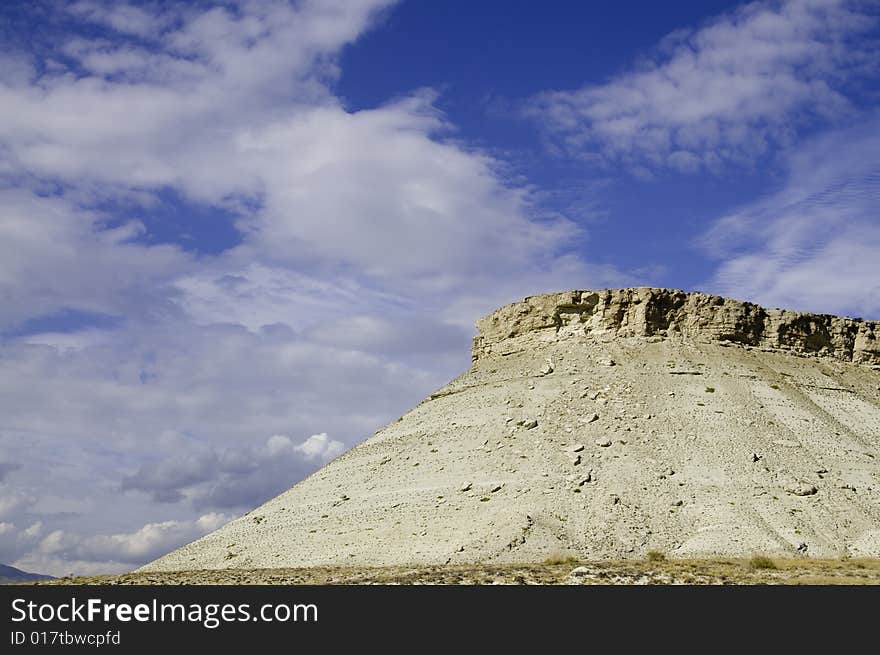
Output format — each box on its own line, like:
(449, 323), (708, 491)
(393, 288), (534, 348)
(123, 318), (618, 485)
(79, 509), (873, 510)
(142, 288), (880, 572)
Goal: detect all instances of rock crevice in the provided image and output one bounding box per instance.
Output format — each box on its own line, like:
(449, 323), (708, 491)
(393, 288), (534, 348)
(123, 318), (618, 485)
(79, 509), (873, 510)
(473, 288), (879, 365)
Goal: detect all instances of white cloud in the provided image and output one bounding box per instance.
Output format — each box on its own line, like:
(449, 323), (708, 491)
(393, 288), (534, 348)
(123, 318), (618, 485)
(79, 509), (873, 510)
(702, 115), (880, 317)
(78, 513), (232, 562)
(6, 513), (231, 576)
(0, 0), (633, 575)
(68, 1), (172, 38)
(294, 433), (345, 460)
(0, 491), (37, 519)
(0, 189), (188, 331)
(530, 0), (877, 172)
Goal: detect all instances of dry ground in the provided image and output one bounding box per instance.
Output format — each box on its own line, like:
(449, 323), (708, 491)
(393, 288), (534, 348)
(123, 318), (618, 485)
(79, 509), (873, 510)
(27, 558), (880, 585)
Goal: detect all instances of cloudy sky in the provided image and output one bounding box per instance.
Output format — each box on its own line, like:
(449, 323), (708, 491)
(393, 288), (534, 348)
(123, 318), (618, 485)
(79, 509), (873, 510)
(0, 0), (877, 575)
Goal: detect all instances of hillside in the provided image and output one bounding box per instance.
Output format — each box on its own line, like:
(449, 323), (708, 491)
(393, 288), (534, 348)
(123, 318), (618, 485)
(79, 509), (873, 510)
(141, 288), (880, 572)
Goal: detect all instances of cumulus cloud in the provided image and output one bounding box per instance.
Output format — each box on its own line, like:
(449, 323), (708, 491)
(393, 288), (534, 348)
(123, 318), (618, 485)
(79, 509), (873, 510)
(0, 518), (44, 568)
(0, 189), (188, 331)
(123, 433), (345, 507)
(7, 513), (231, 576)
(67, 1), (172, 38)
(701, 115), (880, 317)
(530, 0), (878, 172)
(0, 1), (630, 574)
(0, 491), (37, 519)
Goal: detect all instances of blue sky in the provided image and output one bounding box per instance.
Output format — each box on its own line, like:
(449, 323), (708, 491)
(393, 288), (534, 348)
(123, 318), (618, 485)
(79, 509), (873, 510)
(0, 0), (878, 575)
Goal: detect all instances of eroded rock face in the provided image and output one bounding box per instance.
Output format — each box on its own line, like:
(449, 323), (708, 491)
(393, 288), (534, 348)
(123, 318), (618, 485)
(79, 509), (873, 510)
(473, 288), (880, 366)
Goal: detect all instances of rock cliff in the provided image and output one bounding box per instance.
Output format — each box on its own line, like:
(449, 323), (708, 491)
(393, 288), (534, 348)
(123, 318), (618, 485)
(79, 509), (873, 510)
(474, 288), (879, 366)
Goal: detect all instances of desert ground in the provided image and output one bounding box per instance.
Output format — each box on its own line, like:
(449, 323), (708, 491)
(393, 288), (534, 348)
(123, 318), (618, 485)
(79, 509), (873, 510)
(30, 557), (880, 585)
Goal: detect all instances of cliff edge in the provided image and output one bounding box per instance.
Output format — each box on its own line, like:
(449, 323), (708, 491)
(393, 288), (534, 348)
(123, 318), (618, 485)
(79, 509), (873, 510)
(473, 288), (879, 366)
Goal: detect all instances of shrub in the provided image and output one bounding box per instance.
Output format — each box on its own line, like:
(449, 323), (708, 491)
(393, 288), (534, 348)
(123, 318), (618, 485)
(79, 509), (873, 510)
(646, 550), (666, 562)
(705, 387), (716, 393)
(749, 555), (777, 570)
(543, 552), (578, 566)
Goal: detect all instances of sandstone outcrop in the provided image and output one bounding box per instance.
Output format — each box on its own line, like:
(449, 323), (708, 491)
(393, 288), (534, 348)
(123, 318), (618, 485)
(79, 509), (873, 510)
(474, 288), (880, 366)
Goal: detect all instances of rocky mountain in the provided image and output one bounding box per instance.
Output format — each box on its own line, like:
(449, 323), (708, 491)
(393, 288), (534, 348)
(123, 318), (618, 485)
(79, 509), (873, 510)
(142, 288), (880, 572)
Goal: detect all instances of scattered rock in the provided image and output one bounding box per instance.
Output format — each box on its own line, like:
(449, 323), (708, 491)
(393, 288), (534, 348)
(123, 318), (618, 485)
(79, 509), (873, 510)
(589, 391), (601, 400)
(658, 467), (675, 479)
(459, 482), (473, 492)
(751, 452), (762, 462)
(671, 500), (684, 507)
(569, 454), (582, 466)
(539, 361), (554, 376)
(784, 482), (818, 496)
(595, 438), (612, 447)
(523, 419), (539, 430)
(598, 358), (616, 367)
(568, 444), (585, 453)
(490, 483), (504, 493)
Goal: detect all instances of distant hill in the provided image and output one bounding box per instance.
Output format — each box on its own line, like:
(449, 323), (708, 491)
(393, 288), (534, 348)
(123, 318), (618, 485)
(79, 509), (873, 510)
(0, 563), (54, 584)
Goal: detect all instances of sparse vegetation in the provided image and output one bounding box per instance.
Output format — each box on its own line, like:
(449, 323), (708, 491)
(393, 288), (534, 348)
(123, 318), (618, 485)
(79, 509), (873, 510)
(705, 386), (716, 393)
(37, 558), (880, 586)
(647, 550), (666, 562)
(543, 552), (579, 566)
(749, 555), (777, 570)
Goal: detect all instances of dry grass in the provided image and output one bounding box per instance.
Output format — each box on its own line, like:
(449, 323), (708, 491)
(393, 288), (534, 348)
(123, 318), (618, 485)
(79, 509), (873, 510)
(542, 551), (579, 566)
(749, 555), (777, 570)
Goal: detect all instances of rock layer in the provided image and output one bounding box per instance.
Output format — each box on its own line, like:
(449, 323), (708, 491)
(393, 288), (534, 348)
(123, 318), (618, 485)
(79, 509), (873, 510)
(474, 288), (880, 366)
(142, 289), (880, 572)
